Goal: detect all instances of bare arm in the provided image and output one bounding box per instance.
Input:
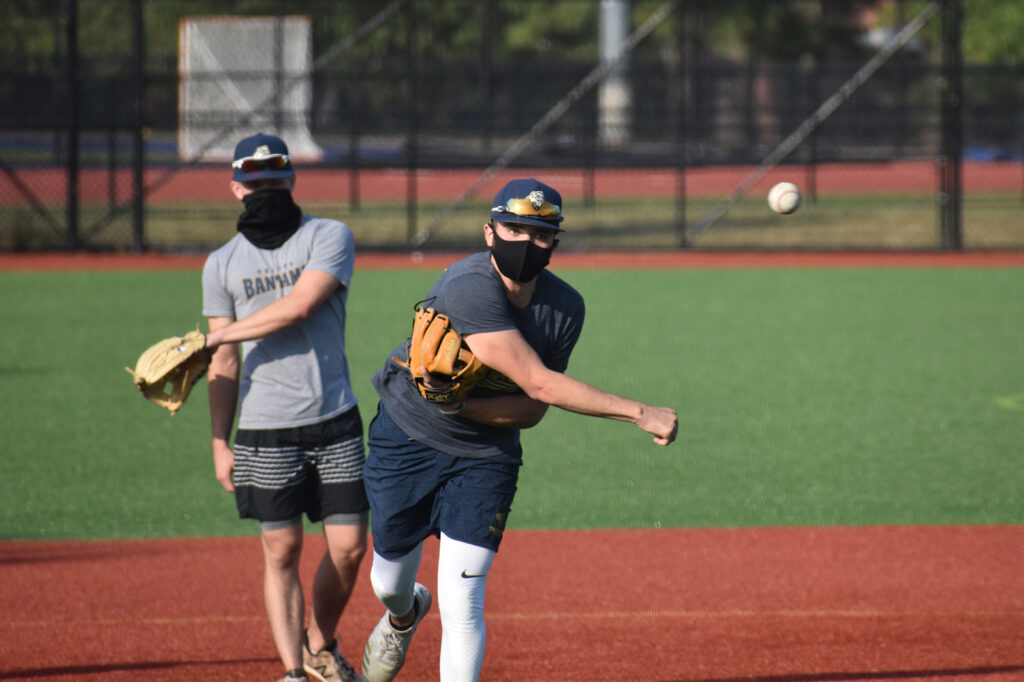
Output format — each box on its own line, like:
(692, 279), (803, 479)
(207, 315), (240, 492)
(204, 269), (341, 350)
(464, 328), (678, 445)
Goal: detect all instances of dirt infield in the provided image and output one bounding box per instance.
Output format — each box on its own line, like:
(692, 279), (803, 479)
(1, 526), (1022, 681)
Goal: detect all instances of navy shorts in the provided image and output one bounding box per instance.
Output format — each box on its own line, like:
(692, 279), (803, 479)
(364, 402), (521, 559)
(233, 406), (370, 525)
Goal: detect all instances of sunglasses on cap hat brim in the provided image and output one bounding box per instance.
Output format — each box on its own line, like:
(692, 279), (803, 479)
(492, 197), (562, 221)
(231, 154), (290, 173)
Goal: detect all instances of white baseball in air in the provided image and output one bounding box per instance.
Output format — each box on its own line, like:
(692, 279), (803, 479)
(767, 182), (802, 215)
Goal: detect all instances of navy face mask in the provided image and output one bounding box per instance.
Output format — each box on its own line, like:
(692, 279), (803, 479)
(489, 229), (558, 283)
(236, 188), (302, 249)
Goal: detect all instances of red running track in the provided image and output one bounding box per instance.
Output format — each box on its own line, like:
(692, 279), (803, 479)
(2, 162), (1020, 205)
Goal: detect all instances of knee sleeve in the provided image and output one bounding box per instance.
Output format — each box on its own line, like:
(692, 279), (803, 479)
(437, 533), (495, 681)
(369, 544), (423, 617)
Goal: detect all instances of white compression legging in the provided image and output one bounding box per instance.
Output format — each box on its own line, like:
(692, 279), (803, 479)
(369, 532), (496, 682)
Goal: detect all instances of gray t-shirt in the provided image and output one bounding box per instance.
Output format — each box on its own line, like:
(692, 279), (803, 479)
(372, 251), (585, 459)
(202, 216), (358, 429)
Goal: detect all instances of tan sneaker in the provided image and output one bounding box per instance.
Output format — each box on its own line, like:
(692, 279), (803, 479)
(303, 635), (364, 682)
(361, 583), (431, 682)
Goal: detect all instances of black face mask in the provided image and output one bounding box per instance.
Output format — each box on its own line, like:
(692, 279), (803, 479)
(236, 188), (303, 249)
(490, 229), (558, 283)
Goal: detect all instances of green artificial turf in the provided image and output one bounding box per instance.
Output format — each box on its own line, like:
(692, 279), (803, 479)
(1, 266), (1021, 540)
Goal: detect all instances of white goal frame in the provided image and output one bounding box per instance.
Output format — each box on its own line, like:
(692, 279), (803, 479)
(178, 15), (323, 163)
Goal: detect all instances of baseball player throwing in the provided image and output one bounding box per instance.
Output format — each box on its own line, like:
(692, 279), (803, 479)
(359, 178), (678, 681)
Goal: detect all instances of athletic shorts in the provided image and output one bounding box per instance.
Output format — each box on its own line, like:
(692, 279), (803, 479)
(233, 406), (370, 525)
(363, 402), (521, 560)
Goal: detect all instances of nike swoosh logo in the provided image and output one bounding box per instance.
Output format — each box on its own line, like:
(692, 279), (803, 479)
(461, 570), (487, 579)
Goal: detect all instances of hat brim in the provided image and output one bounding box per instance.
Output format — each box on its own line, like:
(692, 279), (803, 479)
(232, 168), (295, 183)
(491, 212), (564, 231)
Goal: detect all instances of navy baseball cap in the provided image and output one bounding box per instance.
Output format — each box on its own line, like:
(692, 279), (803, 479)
(231, 133), (295, 182)
(491, 178), (565, 231)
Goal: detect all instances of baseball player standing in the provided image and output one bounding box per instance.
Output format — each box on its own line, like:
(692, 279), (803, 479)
(359, 178), (678, 681)
(201, 133), (368, 682)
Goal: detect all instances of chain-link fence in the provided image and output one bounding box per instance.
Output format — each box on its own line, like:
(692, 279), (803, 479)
(1, 0), (1021, 253)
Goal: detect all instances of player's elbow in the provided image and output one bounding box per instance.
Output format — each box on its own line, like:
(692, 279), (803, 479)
(209, 352), (240, 379)
(290, 299), (320, 322)
(275, 298), (321, 328)
(499, 362), (560, 406)
(522, 378), (559, 407)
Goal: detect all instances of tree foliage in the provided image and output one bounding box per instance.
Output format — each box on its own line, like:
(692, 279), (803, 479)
(2, 0), (1021, 69)
(961, 0), (1024, 65)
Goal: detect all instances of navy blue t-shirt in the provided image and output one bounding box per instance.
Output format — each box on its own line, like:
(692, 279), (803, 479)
(371, 251), (585, 459)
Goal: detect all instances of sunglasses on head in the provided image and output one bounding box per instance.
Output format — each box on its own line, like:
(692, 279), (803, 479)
(495, 197), (561, 220)
(232, 154), (290, 173)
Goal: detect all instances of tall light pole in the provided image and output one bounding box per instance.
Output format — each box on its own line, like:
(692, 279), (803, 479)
(599, 0), (632, 146)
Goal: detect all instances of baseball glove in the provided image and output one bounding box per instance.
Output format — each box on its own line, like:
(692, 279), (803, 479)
(126, 328), (210, 415)
(395, 306), (486, 404)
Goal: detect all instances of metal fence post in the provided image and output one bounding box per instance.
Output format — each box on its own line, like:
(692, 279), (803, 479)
(938, 0), (963, 250)
(65, 0), (80, 249)
(406, 0), (418, 245)
(672, 0), (690, 248)
(131, 0), (145, 252)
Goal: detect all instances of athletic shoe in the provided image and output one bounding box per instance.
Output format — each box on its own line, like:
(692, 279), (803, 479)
(279, 672), (309, 682)
(303, 634), (364, 682)
(361, 583), (432, 682)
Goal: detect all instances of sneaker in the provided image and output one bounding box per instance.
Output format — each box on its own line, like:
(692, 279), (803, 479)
(279, 672), (309, 682)
(361, 583), (432, 682)
(304, 634), (364, 682)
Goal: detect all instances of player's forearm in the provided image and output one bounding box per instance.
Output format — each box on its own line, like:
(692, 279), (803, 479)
(206, 297), (309, 348)
(529, 371), (644, 424)
(207, 353), (239, 443)
(209, 389), (237, 442)
(534, 373), (678, 445)
(206, 270), (339, 349)
(208, 388), (237, 443)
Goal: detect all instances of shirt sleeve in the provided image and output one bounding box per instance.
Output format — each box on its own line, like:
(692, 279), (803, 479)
(546, 295), (585, 372)
(304, 220), (354, 289)
(201, 251), (235, 319)
(433, 271), (516, 336)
